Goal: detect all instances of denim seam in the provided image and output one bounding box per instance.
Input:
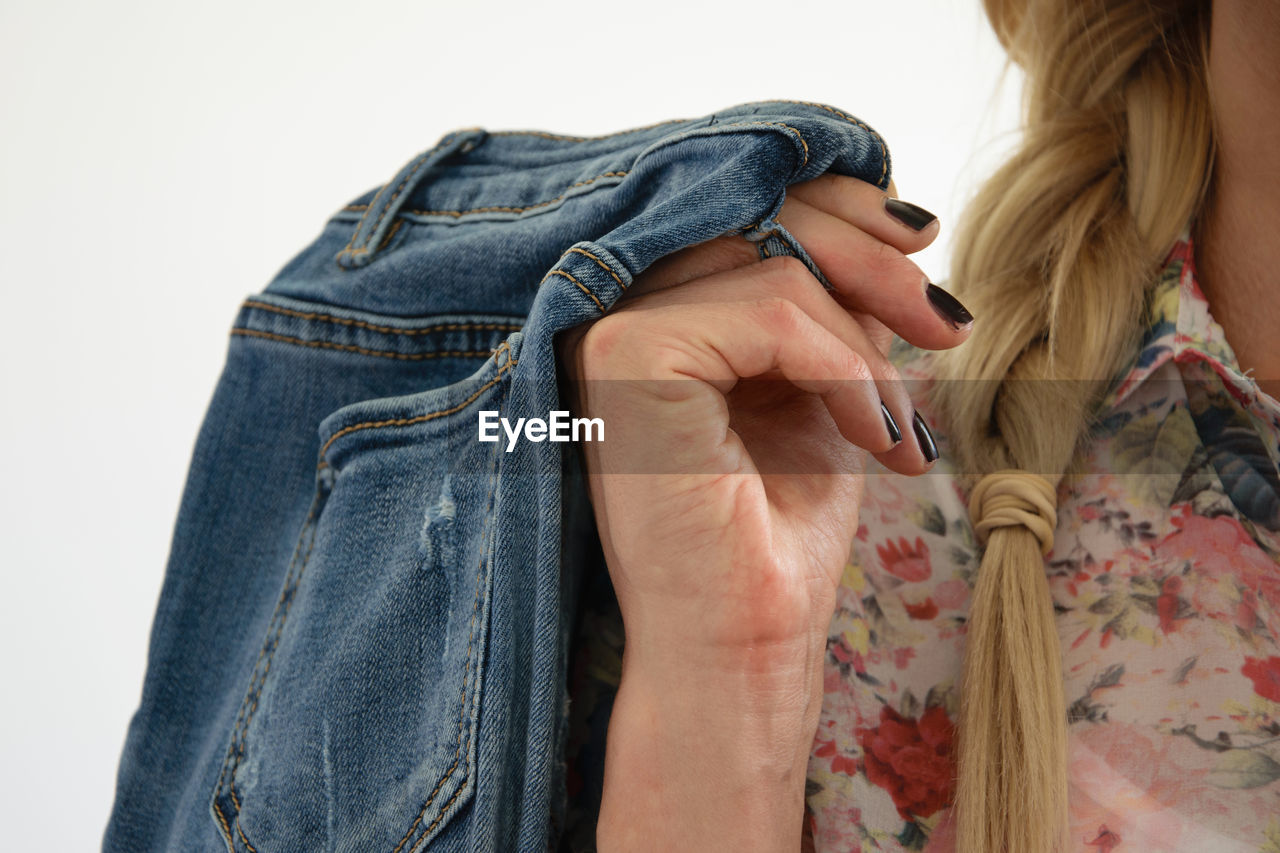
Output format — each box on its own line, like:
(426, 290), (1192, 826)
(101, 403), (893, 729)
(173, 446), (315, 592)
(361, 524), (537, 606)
(759, 98), (888, 185)
(332, 118), (862, 226)
(212, 475), (326, 853)
(334, 102), (889, 261)
(542, 269), (604, 313)
(565, 247), (626, 290)
(341, 170), (629, 220)
(240, 299), (524, 336)
(236, 813), (259, 852)
(230, 328), (500, 361)
(347, 131), (460, 256)
(212, 796), (234, 852)
(338, 128), (478, 261)
(757, 121), (808, 167)
(230, 510), (323, 850)
(316, 343), (518, 464)
(414, 121), (806, 230)
(377, 218), (405, 252)
(625, 120), (812, 177)
(393, 364), (508, 853)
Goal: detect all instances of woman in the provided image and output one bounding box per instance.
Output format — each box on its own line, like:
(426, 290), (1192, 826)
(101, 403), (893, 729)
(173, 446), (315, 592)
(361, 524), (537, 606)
(558, 0), (1280, 850)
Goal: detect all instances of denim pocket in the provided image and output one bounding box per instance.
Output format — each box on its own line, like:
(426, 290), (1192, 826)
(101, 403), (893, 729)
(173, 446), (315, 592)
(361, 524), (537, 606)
(211, 296), (518, 853)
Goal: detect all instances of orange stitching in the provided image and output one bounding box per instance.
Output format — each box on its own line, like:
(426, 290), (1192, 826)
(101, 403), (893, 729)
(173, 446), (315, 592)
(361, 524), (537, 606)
(392, 379), (507, 853)
(229, 496), (322, 849)
(317, 356), (514, 461)
(237, 819), (260, 853)
(493, 339), (511, 366)
(217, 480), (325, 853)
(240, 300), (522, 336)
(565, 247), (626, 289)
(336, 103), (887, 257)
(333, 121), (655, 229)
(360, 128), (483, 251)
(393, 751), (457, 853)
(230, 503), (321, 782)
(340, 129), (480, 259)
(543, 269), (604, 313)
(230, 501), (321, 838)
(340, 182), (389, 258)
(751, 99), (889, 186)
(213, 800), (235, 852)
(220, 487), (318, 776)
(397, 171), (629, 220)
(486, 116), (687, 143)
(376, 218), (404, 252)
(412, 761), (471, 851)
(726, 121), (809, 168)
(628, 119), (811, 169)
(350, 135), (456, 255)
(230, 328), (497, 360)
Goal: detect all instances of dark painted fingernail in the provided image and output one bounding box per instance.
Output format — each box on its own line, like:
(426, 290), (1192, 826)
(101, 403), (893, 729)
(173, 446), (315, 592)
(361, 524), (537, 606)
(880, 400), (902, 445)
(925, 282), (974, 330)
(884, 197), (938, 232)
(913, 410), (939, 462)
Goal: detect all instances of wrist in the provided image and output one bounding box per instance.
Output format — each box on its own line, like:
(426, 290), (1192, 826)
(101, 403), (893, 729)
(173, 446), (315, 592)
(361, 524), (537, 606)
(596, 652), (819, 852)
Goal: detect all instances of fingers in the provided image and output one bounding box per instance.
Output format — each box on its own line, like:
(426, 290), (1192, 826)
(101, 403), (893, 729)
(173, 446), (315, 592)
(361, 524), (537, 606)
(622, 175), (939, 303)
(598, 256), (937, 473)
(786, 172), (940, 254)
(616, 296), (899, 457)
(774, 198), (974, 352)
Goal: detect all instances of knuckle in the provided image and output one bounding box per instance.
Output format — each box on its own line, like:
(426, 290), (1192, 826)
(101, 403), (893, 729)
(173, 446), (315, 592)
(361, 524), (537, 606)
(754, 295), (805, 333)
(578, 312), (634, 363)
(878, 358), (904, 386)
(866, 239), (913, 282)
(856, 339), (896, 380)
(841, 350), (875, 385)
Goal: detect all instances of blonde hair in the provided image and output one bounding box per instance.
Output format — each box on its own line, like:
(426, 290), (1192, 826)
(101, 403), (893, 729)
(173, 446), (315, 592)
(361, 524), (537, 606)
(927, 0), (1216, 849)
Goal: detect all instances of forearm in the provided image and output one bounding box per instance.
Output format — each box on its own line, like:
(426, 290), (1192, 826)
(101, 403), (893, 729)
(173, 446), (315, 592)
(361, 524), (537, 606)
(595, 640), (824, 852)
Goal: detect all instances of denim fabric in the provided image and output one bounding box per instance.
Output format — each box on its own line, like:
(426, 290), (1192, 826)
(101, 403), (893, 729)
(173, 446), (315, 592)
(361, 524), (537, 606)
(104, 99), (892, 853)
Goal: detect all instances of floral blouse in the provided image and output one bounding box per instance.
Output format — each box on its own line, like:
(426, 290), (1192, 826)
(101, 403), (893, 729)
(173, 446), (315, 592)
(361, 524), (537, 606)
(560, 236), (1280, 852)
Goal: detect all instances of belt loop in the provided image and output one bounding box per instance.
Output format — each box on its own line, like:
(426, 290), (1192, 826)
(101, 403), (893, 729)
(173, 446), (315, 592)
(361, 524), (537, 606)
(336, 127), (488, 270)
(739, 195), (834, 290)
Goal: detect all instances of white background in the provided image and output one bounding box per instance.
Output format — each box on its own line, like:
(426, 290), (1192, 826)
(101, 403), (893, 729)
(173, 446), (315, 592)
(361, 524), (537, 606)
(0, 1), (1022, 847)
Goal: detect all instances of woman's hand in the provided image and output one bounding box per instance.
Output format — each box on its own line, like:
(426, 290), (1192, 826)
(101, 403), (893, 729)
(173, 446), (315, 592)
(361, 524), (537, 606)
(558, 175), (972, 851)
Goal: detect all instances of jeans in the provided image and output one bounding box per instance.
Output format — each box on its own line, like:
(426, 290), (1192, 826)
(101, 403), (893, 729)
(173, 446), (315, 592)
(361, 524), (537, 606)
(103, 99), (893, 852)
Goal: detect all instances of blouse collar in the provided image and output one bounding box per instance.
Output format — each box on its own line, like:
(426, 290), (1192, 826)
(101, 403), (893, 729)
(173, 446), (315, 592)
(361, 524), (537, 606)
(1102, 233), (1280, 429)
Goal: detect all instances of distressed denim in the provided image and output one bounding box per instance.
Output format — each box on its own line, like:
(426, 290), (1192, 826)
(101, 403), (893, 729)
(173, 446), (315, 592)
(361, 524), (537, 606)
(104, 99), (893, 852)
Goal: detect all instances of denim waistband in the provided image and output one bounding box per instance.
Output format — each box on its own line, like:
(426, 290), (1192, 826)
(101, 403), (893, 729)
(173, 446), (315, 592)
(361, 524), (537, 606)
(264, 99), (890, 323)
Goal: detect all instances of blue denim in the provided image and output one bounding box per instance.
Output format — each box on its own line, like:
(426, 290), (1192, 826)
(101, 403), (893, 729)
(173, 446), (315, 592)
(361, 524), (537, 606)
(104, 100), (892, 852)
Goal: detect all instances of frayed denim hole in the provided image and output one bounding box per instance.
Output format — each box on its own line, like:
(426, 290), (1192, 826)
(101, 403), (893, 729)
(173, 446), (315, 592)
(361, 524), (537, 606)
(419, 473), (457, 567)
